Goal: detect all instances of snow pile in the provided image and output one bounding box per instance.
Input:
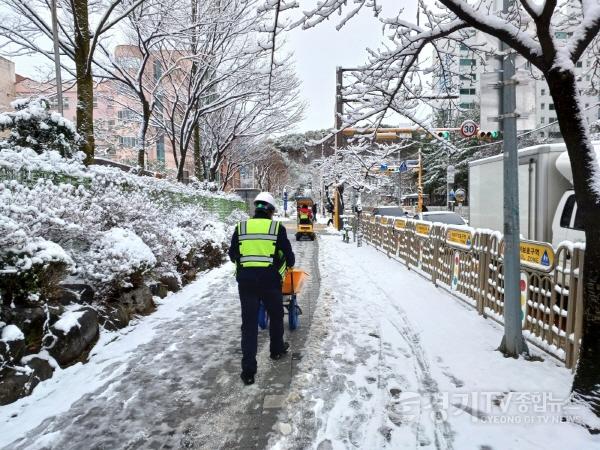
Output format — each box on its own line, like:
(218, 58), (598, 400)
(52, 310), (86, 334)
(0, 147), (88, 177)
(1, 324), (24, 342)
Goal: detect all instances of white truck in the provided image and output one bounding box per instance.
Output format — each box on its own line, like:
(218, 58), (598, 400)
(468, 143), (598, 247)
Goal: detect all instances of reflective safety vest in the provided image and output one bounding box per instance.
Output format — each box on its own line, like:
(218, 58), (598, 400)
(237, 219), (286, 278)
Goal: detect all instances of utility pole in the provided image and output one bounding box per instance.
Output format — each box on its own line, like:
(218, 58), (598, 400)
(417, 149), (423, 213)
(333, 67), (345, 230)
(499, 0), (528, 357)
(51, 0), (63, 115)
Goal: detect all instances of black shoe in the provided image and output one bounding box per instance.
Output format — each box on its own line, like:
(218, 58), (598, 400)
(240, 372), (255, 385)
(270, 342), (290, 360)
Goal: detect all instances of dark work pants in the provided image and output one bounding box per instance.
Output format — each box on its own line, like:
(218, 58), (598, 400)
(238, 280), (285, 375)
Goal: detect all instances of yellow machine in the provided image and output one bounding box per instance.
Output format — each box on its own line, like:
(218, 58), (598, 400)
(295, 197), (316, 241)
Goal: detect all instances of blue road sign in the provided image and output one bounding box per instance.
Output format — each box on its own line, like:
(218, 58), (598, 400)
(541, 250), (550, 266)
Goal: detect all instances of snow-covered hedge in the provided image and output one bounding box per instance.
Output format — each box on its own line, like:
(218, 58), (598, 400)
(0, 146), (245, 304)
(0, 98), (80, 158)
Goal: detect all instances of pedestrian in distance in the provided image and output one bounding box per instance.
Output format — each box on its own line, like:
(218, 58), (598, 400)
(228, 192), (296, 386)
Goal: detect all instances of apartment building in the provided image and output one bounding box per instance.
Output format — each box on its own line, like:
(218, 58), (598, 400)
(434, 6), (598, 140)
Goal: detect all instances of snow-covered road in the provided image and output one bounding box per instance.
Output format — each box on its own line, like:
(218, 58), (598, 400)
(269, 233), (600, 450)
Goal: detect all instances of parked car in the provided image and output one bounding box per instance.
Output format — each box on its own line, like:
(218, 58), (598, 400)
(371, 206), (411, 217)
(413, 211), (466, 225)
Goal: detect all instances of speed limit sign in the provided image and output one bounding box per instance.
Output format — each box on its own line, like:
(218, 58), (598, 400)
(460, 120), (478, 138)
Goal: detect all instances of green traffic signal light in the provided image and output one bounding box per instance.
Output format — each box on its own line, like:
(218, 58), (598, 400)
(437, 131), (450, 139)
(478, 130), (501, 140)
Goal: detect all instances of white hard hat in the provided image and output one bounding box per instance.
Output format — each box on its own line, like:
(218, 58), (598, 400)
(254, 192), (276, 211)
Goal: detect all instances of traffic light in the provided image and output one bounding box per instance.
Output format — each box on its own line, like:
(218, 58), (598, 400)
(437, 131), (451, 139)
(478, 130), (502, 140)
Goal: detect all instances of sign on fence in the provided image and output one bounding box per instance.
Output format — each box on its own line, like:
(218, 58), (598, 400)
(415, 222), (431, 237)
(520, 241), (554, 270)
(446, 228), (473, 250)
(381, 216), (391, 225)
(394, 218), (408, 230)
(500, 239), (555, 272)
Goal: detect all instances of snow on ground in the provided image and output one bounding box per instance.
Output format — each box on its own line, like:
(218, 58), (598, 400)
(0, 264), (237, 449)
(270, 234), (600, 450)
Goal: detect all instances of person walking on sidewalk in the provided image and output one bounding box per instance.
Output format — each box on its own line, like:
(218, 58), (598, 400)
(228, 192), (296, 386)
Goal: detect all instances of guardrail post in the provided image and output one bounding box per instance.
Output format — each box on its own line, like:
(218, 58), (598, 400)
(477, 233), (489, 315)
(431, 227), (439, 286)
(567, 247), (585, 370)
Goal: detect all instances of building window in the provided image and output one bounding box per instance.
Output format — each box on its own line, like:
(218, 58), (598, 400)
(117, 56), (141, 70)
(108, 119), (115, 126)
(116, 83), (131, 95)
(459, 102), (476, 110)
(93, 96), (98, 108)
(459, 88), (476, 95)
(550, 117), (557, 123)
(541, 103), (545, 110)
(117, 109), (137, 122)
(540, 117), (545, 124)
(549, 103), (555, 110)
(118, 136), (139, 148)
(106, 97), (114, 109)
(50, 96), (69, 110)
(459, 58), (476, 66)
(576, 61), (583, 68)
(156, 135), (165, 162)
(540, 89), (545, 96)
(153, 60), (162, 81)
(549, 131), (562, 139)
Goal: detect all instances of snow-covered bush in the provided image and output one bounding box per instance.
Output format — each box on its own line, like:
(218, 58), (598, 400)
(0, 98), (81, 158)
(81, 228), (156, 296)
(0, 213), (74, 306)
(0, 145), (243, 306)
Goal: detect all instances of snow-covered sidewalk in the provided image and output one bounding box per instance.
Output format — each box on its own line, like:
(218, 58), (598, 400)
(270, 234), (600, 450)
(0, 230), (321, 449)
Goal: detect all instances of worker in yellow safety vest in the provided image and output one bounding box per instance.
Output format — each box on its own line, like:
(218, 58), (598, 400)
(228, 192), (295, 385)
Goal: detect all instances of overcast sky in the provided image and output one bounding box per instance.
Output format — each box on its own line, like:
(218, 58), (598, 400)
(284, 0), (418, 132)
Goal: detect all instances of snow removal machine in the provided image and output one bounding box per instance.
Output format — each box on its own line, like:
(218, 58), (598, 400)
(295, 197), (316, 241)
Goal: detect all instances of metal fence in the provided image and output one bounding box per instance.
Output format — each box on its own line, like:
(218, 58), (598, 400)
(359, 213), (584, 369)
